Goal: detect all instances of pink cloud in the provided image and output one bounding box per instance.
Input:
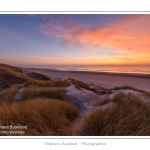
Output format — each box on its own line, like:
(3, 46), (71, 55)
(38, 15), (150, 53)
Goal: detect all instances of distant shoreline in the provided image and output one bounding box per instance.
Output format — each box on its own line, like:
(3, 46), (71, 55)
(22, 67), (150, 91)
(18, 64), (150, 76)
(22, 67), (150, 79)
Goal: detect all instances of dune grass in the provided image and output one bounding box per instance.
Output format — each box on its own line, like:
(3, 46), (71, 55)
(0, 65), (26, 89)
(70, 78), (108, 94)
(0, 99), (79, 136)
(80, 92), (150, 136)
(0, 63), (23, 73)
(145, 92), (150, 98)
(26, 72), (51, 80)
(21, 86), (67, 101)
(94, 98), (112, 107)
(26, 79), (70, 88)
(0, 84), (22, 104)
(70, 79), (97, 91)
(111, 86), (145, 93)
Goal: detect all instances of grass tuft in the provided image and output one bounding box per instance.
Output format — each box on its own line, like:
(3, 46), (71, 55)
(111, 86), (145, 93)
(0, 99), (79, 135)
(80, 93), (150, 136)
(0, 64), (26, 89)
(26, 79), (70, 87)
(70, 79), (109, 94)
(21, 86), (67, 101)
(145, 92), (150, 98)
(94, 98), (112, 107)
(26, 72), (51, 80)
(0, 84), (22, 104)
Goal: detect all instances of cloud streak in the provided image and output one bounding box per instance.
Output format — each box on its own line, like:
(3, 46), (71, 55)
(38, 15), (150, 53)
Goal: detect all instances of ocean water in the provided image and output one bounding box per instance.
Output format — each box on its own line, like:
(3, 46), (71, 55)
(45, 65), (150, 75)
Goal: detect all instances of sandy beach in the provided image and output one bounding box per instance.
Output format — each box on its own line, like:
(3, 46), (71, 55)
(22, 68), (150, 92)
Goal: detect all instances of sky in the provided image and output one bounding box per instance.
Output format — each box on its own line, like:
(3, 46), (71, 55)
(0, 14), (150, 67)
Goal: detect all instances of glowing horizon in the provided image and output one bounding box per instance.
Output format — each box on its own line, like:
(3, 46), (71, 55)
(0, 14), (150, 67)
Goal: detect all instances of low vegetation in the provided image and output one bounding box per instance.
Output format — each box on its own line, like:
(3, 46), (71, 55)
(145, 92), (150, 98)
(80, 93), (150, 136)
(26, 79), (70, 87)
(111, 86), (145, 93)
(0, 64), (26, 89)
(21, 86), (67, 100)
(94, 97), (112, 107)
(111, 86), (150, 99)
(0, 84), (22, 104)
(0, 99), (79, 135)
(0, 63), (23, 73)
(69, 78), (109, 94)
(0, 64), (80, 136)
(26, 72), (50, 80)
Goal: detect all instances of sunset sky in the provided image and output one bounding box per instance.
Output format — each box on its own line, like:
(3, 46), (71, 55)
(0, 14), (150, 67)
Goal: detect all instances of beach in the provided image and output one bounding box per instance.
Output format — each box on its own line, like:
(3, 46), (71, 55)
(22, 68), (150, 92)
(1, 63), (150, 136)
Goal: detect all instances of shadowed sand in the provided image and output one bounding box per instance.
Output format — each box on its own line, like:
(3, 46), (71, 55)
(22, 68), (150, 92)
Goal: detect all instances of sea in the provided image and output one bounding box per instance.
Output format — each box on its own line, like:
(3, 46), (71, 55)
(26, 65), (150, 75)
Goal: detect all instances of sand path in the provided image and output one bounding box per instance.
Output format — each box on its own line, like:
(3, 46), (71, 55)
(14, 86), (26, 102)
(66, 83), (102, 114)
(66, 83), (129, 115)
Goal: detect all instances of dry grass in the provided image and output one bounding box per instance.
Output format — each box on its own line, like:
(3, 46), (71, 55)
(0, 99), (79, 136)
(94, 98), (112, 107)
(26, 72), (51, 80)
(26, 79), (70, 87)
(0, 63), (22, 73)
(111, 86), (145, 93)
(21, 86), (67, 100)
(0, 84), (22, 104)
(145, 92), (150, 98)
(80, 92), (150, 136)
(70, 79), (107, 94)
(70, 79), (96, 91)
(0, 64), (26, 89)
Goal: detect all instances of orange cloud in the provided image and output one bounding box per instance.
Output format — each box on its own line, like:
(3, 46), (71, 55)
(69, 15), (150, 52)
(39, 15), (150, 53)
(37, 15), (150, 65)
